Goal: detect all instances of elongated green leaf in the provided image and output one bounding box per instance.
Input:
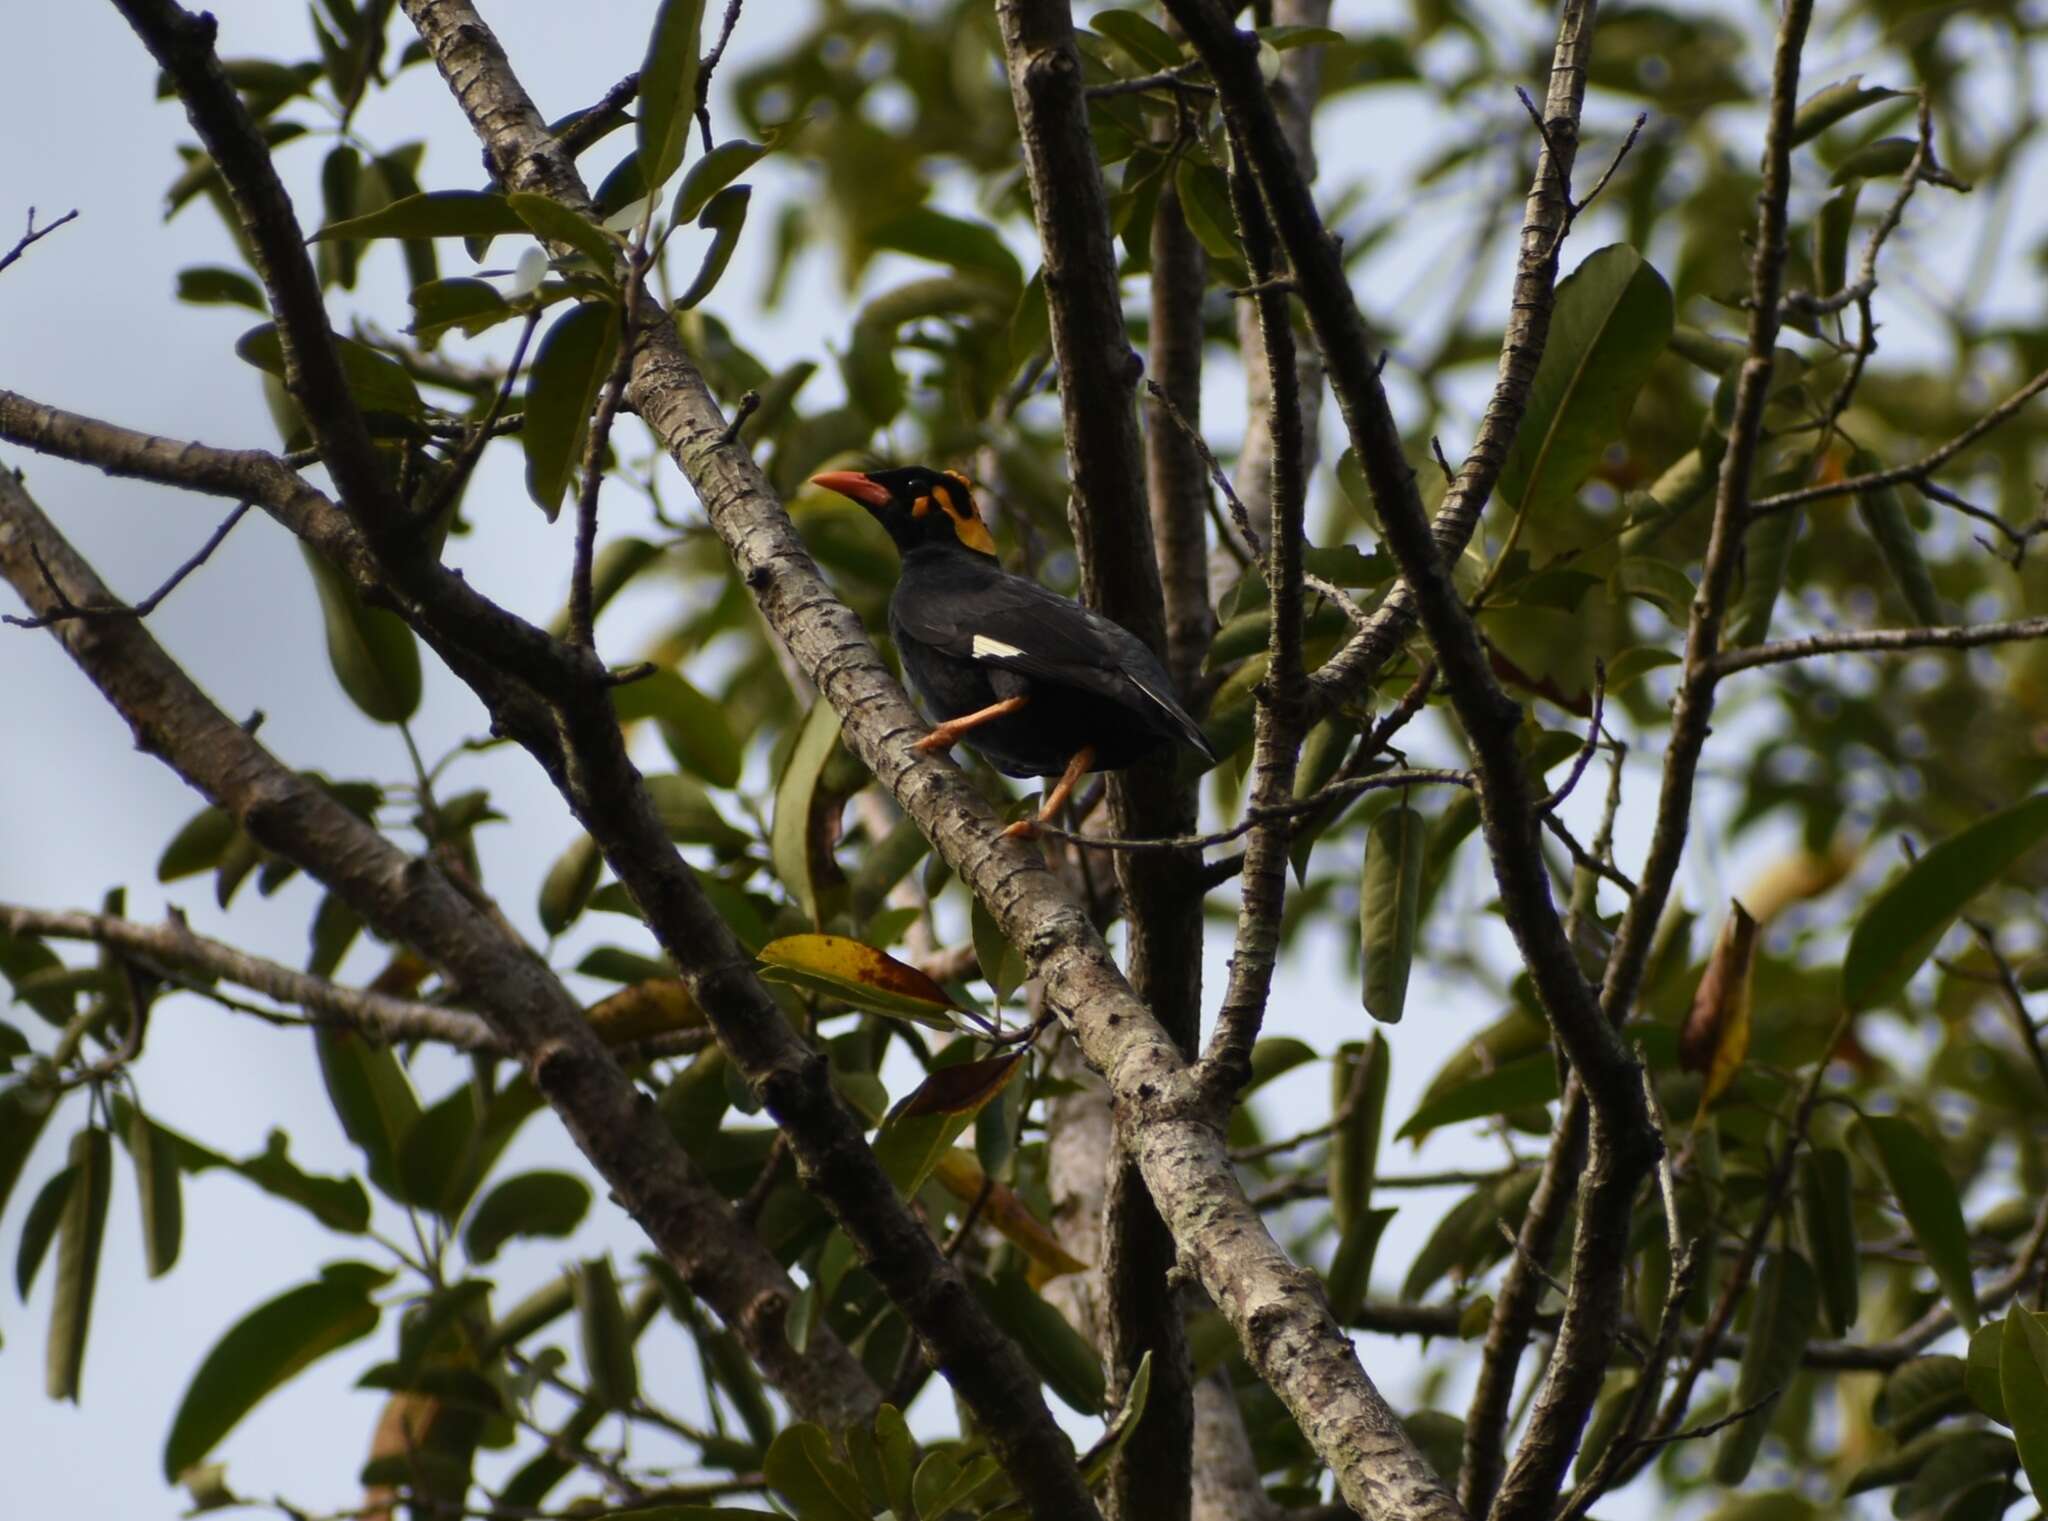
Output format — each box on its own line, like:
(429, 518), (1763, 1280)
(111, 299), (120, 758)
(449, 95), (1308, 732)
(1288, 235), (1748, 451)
(770, 700), (844, 925)
(311, 190), (524, 242)
(1397, 1051), (1558, 1141)
(674, 138), (771, 224)
(158, 805), (237, 882)
(315, 1027), (423, 1197)
(1728, 497), (1801, 648)
(1325, 1206), (1396, 1323)
(237, 323), (422, 419)
(46, 1127), (111, 1400)
(522, 299), (620, 519)
(176, 265), (266, 310)
(232, 1129), (370, 1233)
(17, 1164), (75, 1300)
(1091, 8), (1182, 69)
(1851, 451), (1944, 624)
(162, 1263), (386, 1479)
(639, 0), (708, 190)
(1796, 1147), (1857, 1335)
(407, 276), (513, 339)
(466, 1171), (591, 1263)
(1878, 1354), (1971, 1440)
(2002, 1306), (2048, 1496)
(676, 185), (751, 309)
(764, 1423), (867, 1521)
(1495, 245), (1674, 555)
(1858, 1116), (1979, 1332)
(539, 834), (603, 936)
(1712, 1248), (1818, 1482)
(1361, 805), (1426, 1023)
(870, 206), (1023, 293)
(1833, 136), (1918, 183)
(1793, 76), (1905, 145)
(1969, 1319), (2009, 1425)
(300, 544), (421, 723)
(508, 190), (620, 273)
(974, 1267), (1105, 1414)
(611, 669), (742, 788)
(1844, 793), (2048, 1011)
(1329, 1034), (1389, 1230)
(574, 1256), (639, 1409)
(130, 1109), (183, 1278)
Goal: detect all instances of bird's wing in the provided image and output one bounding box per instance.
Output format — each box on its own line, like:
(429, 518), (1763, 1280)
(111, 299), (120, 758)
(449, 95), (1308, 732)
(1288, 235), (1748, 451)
(896, 571), (1216, 761)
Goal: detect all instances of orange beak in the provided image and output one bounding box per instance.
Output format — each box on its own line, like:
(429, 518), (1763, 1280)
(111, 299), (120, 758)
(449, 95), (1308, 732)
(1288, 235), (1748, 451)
(810, 470), (892, 509)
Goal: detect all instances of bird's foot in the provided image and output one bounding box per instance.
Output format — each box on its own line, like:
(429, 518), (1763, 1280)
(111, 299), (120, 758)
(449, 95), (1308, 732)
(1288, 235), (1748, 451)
(912, 725), (958, 755)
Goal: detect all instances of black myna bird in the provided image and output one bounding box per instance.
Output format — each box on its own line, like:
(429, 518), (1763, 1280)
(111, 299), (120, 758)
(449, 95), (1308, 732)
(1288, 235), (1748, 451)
(812, 465), (1217, 838)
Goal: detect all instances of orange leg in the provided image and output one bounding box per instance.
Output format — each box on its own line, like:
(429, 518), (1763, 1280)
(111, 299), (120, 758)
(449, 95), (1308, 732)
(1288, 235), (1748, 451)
(913, 693), (1029, 753)
(1002, 745), (1096, 841)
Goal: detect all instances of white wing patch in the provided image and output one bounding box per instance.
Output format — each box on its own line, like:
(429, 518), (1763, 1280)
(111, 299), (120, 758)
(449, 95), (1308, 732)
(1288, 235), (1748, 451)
(971, 634), (1026, 660)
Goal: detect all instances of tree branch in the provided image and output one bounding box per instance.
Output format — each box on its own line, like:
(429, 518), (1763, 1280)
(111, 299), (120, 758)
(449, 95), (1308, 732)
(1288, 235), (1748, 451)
(0, 464), (881, 1431)
(0, 205), (80, 276)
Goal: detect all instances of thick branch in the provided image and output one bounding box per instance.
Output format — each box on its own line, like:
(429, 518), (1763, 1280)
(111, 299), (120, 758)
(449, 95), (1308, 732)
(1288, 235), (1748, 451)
(0, 465), (879, 1430)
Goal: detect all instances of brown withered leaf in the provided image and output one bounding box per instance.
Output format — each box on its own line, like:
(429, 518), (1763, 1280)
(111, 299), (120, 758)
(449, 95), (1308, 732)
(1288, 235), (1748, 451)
(1681, 900), (1759, 1117)
(893, 1051), (1025, 1119)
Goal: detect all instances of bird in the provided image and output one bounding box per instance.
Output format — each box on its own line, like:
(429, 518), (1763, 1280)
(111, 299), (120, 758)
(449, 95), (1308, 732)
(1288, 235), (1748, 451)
(811, 465), (1218, 839)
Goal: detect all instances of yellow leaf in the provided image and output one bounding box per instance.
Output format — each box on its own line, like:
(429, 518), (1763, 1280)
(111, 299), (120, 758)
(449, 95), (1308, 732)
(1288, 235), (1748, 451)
(1742, 840), (1858, 926)
(931, 1150), (1089, 1282)
(758, 934), (959, 1029)
(584, 979), (701, 1045)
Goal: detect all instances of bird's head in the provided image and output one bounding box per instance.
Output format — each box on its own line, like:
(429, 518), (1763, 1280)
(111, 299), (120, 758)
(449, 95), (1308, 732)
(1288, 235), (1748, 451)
(811, 465), (997, 558)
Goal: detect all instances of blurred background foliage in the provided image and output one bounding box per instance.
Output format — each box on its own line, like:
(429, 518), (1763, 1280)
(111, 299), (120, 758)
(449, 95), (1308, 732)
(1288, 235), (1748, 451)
(8, 1), (2048, 1518)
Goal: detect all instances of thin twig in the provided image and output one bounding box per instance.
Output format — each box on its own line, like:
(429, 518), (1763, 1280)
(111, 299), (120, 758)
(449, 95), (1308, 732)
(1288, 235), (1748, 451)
(4, 501), (251, 629)
(1086, 61), (1214, 100)
(569, 221), (653, 649)
(1538, 659), (1605, 814)
(1036, 768), (1472, 854)
(0, 207), (80, 277)
(693, 0), (748, 151)
(1146, 375), (1262, 559)
(556, 71), (642, 158)
(1712, 614), (2048, 677)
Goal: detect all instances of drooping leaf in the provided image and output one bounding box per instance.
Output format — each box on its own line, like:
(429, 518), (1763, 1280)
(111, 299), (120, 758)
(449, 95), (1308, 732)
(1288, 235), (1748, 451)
(521, 298), (620, 519)
(1796, 1147), (1858, 1335)
(465, 1172), (593, 1264)
(1850, 450), (1944, 624)
(2002, 1306), (2048, 1495)
(315, 1027), (424, 1198)
(237, 323), (422, 419)
(1843, 793), (2048, 1012)
(1325, 1206), (1396, 1323)
(676, 185), (751, 310)
(1361, 804), (1425, 1022)
(758, 935), (958, 1029)
(130, 1109), (183, 1278)
(44, 1127), (110, 1401)
(1858, 1116), (1979, 1332)
(1712, 1248), (1818, 1483)
(1397, 1050), (1558, 1142)
(610, 669), (742, 788)
(1968, 1319), (2009, 1425)
(300, 543), (422, 724)
(973, 1266), (1105, 1414)
(538, 833), (604, 936)
(1495, 244), (1675, 560)
(1329, 1034), (1389, 1230)
(769, 700), (844, 926)
(930, 1149), (1088, 1281)
(162, 1263), (387, 1480)
(574, 1256), (639, 1410)
(17, 1163), (75, 1301)
(638, 0), (708, 190)
(1678, 899), (1758, 1115)
(894, 1052), (1025, 1119)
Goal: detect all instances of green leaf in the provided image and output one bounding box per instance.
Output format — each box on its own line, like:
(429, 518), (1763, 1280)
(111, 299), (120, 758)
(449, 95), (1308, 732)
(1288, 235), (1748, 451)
(162, 1263), (386, 1479)
(539, 834), (604, 936)
(17, 1163), (75, 1300)
(236, 323), (422, 420)
(642, 773), (751, 850)
(770, 699), (844, 926)
(1843, 793), (2048, 1011)
(1796, 1148), (1857, 1335)
(869, 206), (1023, 293)
(611, 669), (742, 788)
(1712, 1248), (1818, 1482)
(299, 544), (422, 723)
(1878, 1354), (1972, 1440)
(1079, 1349), (1154, 1484)
(407, 277), (513, 339)
(971, 894), (1026, 1005)
(465, 1172), (592, 1263)
(130, 1109), (183, 1278)
(1793, 76), (1905, 145)
(310, 189), (525, 241)
(551, 535), (664, 638)
(1969, 1319), (2008, 1425)
(574, 1256), (639, 1409)
(2002, 1306), (2048, 1495)
(639, 0), (708, 190)
(315, 1027), (424, 1198)
(45, 1127), (111, 1401)
(676, 185), (751, 310)
(764, 1423), (868, 1521)
(1851, 450), (1944, 626)
(1325, 1206), (1396, 1323)
(176, 266), (266, 310)
(158, 805), (238, 882)
(1091, 10), (1182, 70)
(1858, 1116), (1979, 1332)
(1397, 1050), (1558, 1142)
(1832, 136), (1918, 183)
(1329, 1035), (1389, 1230)
(1495, 244), (1674, 558)
(508, 190), (621, 273)
(974, 1267), (1105, 1414)
(1361, 804), (1426, 1023)
(674, 138), (771, 225)
(1727, 500), (1801, 649)
(522, 299), (621, 519)
(232, 1130), (371, 1233)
